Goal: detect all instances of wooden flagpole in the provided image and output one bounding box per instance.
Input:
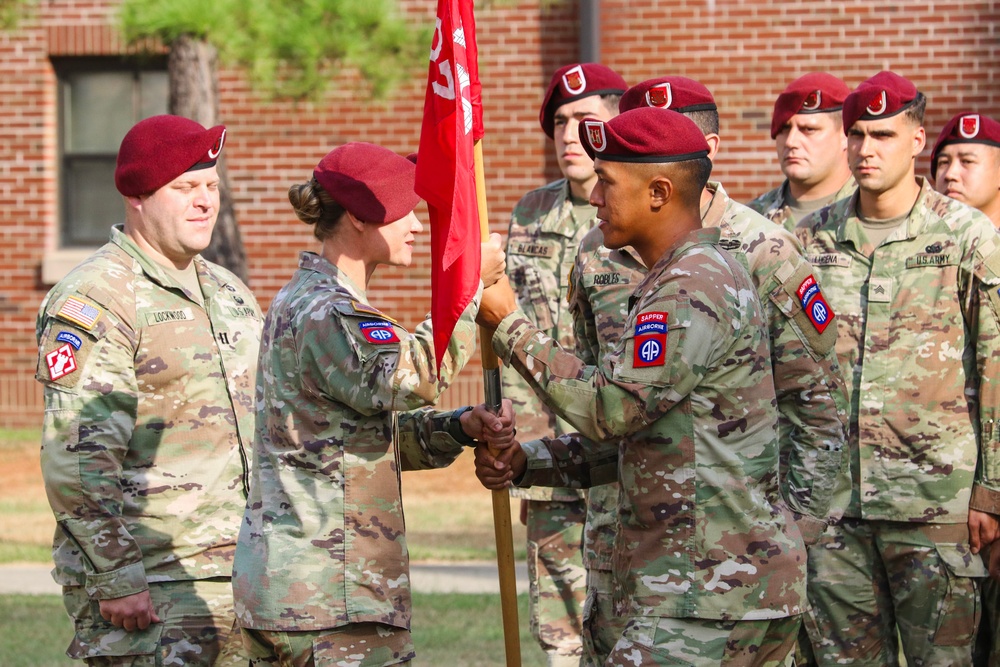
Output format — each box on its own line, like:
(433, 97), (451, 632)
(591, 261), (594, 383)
(473, 138), (522, 667)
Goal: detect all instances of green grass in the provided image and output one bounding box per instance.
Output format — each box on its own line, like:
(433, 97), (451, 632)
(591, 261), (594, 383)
(0, 441), (548, 665)
(0, 595), (75, 667)
(0, 542), (51, 564)
(413, 592), (546, 666)
(0, 428), (41, 444)
(406, 509), (529, 562)
(0, 593), (546, 667)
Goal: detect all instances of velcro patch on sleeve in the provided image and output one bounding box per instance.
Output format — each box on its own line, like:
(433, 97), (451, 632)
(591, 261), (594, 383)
(55, 296), (103, 330)
(632, 311), (668, 368)
(55, 330), (83, 350)
(796, 275), (835, 333)
(37, 317), (105, 388)
(358, 321), (400, 344)
(45, 343), (78, 381)
(351, 301), (398, 325)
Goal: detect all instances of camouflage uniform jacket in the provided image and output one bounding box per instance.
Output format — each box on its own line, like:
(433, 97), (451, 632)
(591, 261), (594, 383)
(795, 178), (1000, 522)
(528, 183), (850, 570)
(495, 227), (808, 621)
(707, 182), (847, 532)
(566, 229), (645, 572)
(36, 225), (261, 600)
(504, 178), (591, 502)
(233, 252), (481, 632)
(747, 176), (857, 233)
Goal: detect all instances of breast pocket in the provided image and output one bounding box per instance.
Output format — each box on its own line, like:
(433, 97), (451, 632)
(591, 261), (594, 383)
(510, 264), (556, 330)
(975, 246), (1000, 328)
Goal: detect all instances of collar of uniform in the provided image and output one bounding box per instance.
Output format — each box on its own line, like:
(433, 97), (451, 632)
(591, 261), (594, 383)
(904, 177), (959, 237)
(615, 244), (647, 269)
(537, 179), (596, 237)
(835, 175), (859, 202)
(773, 176), (857, 221)
(837, 177), (934, 247)
(646, 226), (723, 277)
(700, 181), (732, 232)
(110, 224), (215, 302)
(756, 182), (788, 218)
(298, 251), (367, 301)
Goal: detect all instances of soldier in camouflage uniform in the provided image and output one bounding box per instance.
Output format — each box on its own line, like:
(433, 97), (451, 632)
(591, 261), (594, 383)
(509, 76), (848, 667)
(748, 73), (857, 233)
(564, 225), (645, 666)
(231, 143), (511, 667)
(931, 111), (1000, 667)
(476, 107), (808, 666)
(933, 112), (1000, 229)
(36, 115), (259, 666)
(503, 62), (626, 667)
(795, 72), (1000, 666)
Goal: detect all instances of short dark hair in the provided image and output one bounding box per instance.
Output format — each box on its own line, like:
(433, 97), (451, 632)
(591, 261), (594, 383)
(632, 157), (713, 207)
(684, 109), (720, 136)
(670, 156), (714, 205)
(600, 93), (622, 117)
(904, 92), (927, 127)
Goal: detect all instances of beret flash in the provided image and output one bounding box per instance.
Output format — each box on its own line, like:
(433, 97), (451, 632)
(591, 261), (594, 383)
(619, 76), (717, 115)
(539, 63), (627, 139)
(770, 72), (851, 139)
(931, 112), (1000, 178)
(579, 107), (710, 163)
(843, 71), (919, 133)
(115, 115), (226, 196)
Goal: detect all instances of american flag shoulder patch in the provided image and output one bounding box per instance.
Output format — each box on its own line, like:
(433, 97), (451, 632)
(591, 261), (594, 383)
(56, 296), (103, 330)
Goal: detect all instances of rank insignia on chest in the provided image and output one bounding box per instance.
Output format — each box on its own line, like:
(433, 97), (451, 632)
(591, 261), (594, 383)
(632, 311), (667, 368)
(46, 343), (78, 381)
(358, 320), (400, 344)
(796, 275), (835, 334)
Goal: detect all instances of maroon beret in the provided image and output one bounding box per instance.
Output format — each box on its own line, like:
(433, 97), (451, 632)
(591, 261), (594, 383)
(579, 107), (710, 163)
(931, 112), (1000, 178)
(619, 76), (717, 115)
(770, 72), (850, 139)
(539, 63), (627, 139)
(313, 142), (419, 224)
(115, 115), (226, 196)
(843, 71), (919, 133)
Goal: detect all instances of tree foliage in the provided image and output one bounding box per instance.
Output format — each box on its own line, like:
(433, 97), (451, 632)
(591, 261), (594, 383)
(0, 0), (31, 29)
(120, 0), (430, 99)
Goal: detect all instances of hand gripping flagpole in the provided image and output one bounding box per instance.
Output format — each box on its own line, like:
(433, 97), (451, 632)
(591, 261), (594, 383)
(474, 139), (522, 667)
(415, 1), (520, 660)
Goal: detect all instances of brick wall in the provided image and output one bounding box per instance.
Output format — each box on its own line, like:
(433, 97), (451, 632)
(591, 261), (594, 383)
(599, 0), (1000, 200)
(1, 0), (999, 427)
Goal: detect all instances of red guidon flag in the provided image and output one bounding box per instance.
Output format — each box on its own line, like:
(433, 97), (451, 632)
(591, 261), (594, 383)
(416, 0), (484, 375)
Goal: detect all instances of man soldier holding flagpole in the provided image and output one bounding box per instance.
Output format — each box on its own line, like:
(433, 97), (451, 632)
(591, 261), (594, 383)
(500, 62), (626, 667)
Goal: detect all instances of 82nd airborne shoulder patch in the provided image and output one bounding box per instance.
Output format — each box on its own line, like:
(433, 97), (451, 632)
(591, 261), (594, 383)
(358, 320), (400, 344)
(796, 275), (835, 333)
(633, 311), (668, 368)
